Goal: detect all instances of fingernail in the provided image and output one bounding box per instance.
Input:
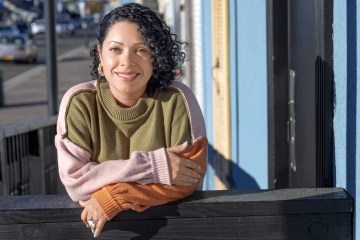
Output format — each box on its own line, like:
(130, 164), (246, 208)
(182, 141), (189, 147)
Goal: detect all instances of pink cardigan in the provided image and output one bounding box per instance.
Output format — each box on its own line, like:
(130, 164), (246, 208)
(55, 80), (206, 201)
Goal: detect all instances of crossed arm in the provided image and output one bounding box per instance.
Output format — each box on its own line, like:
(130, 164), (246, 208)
(56, 135), (203, 201)
(80, 136), (208, 237)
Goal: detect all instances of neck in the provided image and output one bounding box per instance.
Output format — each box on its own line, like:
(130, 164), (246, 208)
(111, 89), (145, 108)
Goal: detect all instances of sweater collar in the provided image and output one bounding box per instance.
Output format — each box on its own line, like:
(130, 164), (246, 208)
(98, 81), (155, 122)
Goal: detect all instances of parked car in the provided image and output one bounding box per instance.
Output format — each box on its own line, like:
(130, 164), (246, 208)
(31, 19), (46, 35)
(73, 16), (97, 31)
(56, 19), (75, 35)
(15, 22), (33, 36)
(31, 18), (76, 36)
(0, 25), (20, 35)
(0, 33), (38, 63)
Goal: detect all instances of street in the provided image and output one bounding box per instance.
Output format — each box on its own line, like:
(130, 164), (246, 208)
(1, 31), (95, 81)
(0, 31), (97, 127)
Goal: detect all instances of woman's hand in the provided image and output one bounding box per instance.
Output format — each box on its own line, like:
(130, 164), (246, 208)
(79, 197), (108, 238)
(166, 142), (202, 186)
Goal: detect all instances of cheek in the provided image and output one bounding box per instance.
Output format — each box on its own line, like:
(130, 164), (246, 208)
(145, 65), (154, 79)
(144, 59), (154, 73)
(102, 58), (117, 73)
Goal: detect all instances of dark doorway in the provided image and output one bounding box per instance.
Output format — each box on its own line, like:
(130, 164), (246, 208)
(267, 0), (334, 188)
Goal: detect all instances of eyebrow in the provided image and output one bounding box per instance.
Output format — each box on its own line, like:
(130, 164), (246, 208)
(106, 41), (147, 46)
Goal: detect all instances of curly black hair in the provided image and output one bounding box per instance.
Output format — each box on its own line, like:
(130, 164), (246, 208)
(90, 3), (186, 94)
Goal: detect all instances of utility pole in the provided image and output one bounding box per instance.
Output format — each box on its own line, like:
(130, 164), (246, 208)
(44, 0), (59, 116)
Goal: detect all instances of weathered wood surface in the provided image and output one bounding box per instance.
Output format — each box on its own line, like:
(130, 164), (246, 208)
(0, 188), (353, 239)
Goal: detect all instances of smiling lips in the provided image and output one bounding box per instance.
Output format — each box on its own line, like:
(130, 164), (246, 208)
(116, 72), (139, 82)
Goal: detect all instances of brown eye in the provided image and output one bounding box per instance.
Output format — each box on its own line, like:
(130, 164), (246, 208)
(110, 47), (120, 52)
(136, 48), (148, 54)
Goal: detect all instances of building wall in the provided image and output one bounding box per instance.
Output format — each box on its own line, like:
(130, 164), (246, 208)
(201, 0), (360, 235)
(230, 0), (267, 189)
(200, 0), (267, 190)
(201, 0), (215, 190)
(128, 0), (359, 235)
(192, 0), (204, 110)
(333, 0), (359, 238)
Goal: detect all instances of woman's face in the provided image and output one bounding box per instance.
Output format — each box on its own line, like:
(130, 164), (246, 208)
(98, 21), (153, 106)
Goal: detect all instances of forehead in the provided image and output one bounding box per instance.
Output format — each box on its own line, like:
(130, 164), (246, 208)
(105, 21), (145, 42)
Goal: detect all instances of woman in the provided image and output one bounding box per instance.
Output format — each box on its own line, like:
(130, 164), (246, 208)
(55, 3), (207, 238)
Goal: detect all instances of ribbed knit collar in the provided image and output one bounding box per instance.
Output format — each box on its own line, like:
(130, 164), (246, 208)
(98, 81), (156, 122)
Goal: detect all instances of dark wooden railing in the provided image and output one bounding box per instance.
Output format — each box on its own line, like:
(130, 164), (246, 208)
(0, 119), (354, 239)
(0, 117), (65, 196)
(0, 188), (353, 239)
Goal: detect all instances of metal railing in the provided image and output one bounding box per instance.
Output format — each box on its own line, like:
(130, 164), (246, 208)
(0, 117), (65, 196)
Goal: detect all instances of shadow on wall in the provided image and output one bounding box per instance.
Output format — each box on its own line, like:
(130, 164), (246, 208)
(207, 144), (260, 189)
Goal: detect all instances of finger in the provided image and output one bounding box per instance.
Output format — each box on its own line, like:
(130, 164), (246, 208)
(180, 167), (202, 179)
(168, 141), (189, 153)
(193, 136), (205, 143)
(79, 200), (85, 207)
(172, 179), (192, 186)
(80, 208), (89, 227)
(178, 174), (199, 184)
(183, 159), (202, 171)
(93, 217), (107, 238)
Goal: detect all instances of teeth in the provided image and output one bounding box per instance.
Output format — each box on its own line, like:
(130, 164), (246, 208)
(117, 73), (137, 78)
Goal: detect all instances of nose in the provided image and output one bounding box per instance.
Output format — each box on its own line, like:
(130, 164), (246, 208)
(120, 49), (135, 67)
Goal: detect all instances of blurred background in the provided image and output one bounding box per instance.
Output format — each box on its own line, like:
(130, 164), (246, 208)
(0, 0), (344, 193)
(0, 0), (220, 194)
(1, 3), (359, 235)
(0, 0), (199, 126)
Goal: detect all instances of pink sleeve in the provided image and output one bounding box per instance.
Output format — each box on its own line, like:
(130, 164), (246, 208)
(170, 81), (206, 139)
(56, 81), (172, 202)
(55, 135), (171, 202)
(170, 81), (207, 190)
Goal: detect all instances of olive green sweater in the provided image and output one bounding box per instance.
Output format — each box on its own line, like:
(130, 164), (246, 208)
(65, 81), (192, 163)
(56, 80), (208, 201)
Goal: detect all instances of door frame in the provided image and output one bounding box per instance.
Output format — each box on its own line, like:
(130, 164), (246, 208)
(266, 0), (334, 188)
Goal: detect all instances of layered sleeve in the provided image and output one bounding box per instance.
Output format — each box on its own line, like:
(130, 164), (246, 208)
(170, 81), (207, 190)
(56, 81), (172, 202)
(92, 81), (208, 220)
(93, 137), (208, 220)
(56, 136), (171, 201)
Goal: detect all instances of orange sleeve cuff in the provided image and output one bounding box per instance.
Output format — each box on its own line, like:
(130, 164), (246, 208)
(92, 186), (122, 220)
(93, 137), (208, 220)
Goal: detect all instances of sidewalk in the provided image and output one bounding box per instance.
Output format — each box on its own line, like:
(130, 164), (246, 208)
(0, 46), (93, 127)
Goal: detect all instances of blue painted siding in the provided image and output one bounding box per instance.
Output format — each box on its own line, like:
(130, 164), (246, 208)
(202, 0), (268, 189)
(233, 0), (268, 189)
(229, 0), (240, 188)
(333, 0), (359, 238)
(119, 0), (135, 4)
(201, 0), (214, 190)
(357, 2), (360, 238)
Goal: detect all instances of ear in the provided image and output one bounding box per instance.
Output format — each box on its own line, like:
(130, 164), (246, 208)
(97, 44), (102, 62)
